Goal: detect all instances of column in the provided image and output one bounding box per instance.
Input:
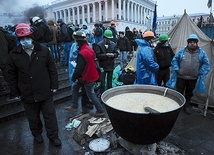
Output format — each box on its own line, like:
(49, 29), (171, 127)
(77, 6), (80, 24)
(127, 1), (130, 21)
(82, 5), (85, 22)
(59, 11), (61, 20)
(123, 0), (126, 20)
(112, 0), (114, 20)
(140, 6), (142, 24)
(72, 8), (75, 24)
(144, 7), (146, 25)
(93, 3), (96, 22)
(87, 4), (90, 23)
(105, 0), (108, 21)
(99, 1), (102, 21)
(131, 2), (133, 22)
(63, 10), (66, 23)
(134, 4), (137, 22)
(68, 8), (71, 22)
(118, 0), (121, 20)
(137, 5), (140, 23)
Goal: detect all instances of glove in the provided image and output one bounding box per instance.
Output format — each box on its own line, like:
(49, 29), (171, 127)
(51, 89), (57, 93)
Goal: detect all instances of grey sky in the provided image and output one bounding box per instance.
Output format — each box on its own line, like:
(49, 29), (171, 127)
(157, 0), (211, 16)
(0, 0), (212, 16)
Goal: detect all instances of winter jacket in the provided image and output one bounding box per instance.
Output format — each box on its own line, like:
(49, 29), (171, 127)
(135, 39), (159, 85)
(166, 47), (210, 94)
(0, 30), (8, 68)
(154, 43), (174, 69)
(109, 27), (118, 43)
(59, 22), (70, 42)
(95, 39), (119, 71)
(48, 20), (58, 44)
(116, 36), (131, 51)
(81, 21), (95, 44)
(72, 44), (99, 83)
(33, 21), (49, 43)
(7, 42), (58, 103)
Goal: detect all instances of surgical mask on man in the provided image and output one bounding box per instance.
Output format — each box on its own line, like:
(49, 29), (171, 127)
(20, 39), (33, 49)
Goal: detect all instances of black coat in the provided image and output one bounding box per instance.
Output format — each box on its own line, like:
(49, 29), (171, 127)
(116, 36), (131, 51)
(154, 43), (175, 69)
(7, 42), (58, 103)
(95, 40), (118, 71)
(0, 30), (8, 68)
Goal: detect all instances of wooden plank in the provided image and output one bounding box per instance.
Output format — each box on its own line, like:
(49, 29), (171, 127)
(85, 124), (99, 137)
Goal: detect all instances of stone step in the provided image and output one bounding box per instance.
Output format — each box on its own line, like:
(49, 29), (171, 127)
(0, 90), (72, 124)
(0, 66), (71, 123)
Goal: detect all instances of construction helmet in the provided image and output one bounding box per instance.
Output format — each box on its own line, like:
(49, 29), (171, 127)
(104, 30), (113, 38)
(187, 34), (199, 43)
(15, 23), (33, 37)
(143, 31), (155, 39)
(32, 16), (41, 23)
(110, 21), (115, 25)
(72, 31), (86, 41)
(159, 34), (169, 42)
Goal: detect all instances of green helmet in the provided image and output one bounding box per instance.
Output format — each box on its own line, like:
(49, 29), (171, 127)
(159, 34), (169, 42)
(104, 30), (113, 39)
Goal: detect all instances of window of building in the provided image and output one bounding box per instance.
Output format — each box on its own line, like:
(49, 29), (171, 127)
(90, 17), (92, 23)
(102, 5), (103, 10)
(90, 7), (92, 12)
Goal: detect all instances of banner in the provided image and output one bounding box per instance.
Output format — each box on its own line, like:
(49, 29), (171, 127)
(152, 4), (157, 36)
(207, 0), (212, 8)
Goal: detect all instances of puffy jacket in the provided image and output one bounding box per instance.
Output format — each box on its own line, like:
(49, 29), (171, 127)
(135, 39), (159, 85)
(7, 42), (58, 103)
(166, 47), (210, 94)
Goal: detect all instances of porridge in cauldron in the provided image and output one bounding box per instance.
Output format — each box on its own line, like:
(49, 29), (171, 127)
(105, 93), (180, 113)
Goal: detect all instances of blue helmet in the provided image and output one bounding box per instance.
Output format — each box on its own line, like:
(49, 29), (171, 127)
(187, 34), (199, 43)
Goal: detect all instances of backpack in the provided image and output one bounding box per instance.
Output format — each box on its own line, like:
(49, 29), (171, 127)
(0, 29), (17, 52)
(44, 25), (54, 42)
(94, 27), (103, 37)
(118, 68), (137, 85)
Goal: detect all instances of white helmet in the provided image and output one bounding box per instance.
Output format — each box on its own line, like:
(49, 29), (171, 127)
(32, 16), (41, 23)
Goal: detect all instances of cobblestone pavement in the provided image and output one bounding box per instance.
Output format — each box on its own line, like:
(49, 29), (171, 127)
(0, 101), (214, 155)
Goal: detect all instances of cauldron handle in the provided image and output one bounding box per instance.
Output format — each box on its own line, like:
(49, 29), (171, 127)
(144, 106), (160, 114)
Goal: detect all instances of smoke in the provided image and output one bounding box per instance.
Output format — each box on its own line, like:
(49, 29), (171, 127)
(0, 0), (47, 25)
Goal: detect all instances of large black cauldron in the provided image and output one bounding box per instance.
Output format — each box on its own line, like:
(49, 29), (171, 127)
(101, 85), (185, 145)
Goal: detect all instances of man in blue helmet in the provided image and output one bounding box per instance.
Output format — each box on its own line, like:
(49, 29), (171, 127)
(166, 34), (210, 114)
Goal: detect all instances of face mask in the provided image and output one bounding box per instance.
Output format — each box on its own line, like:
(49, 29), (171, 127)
(20, 39), (33, 49)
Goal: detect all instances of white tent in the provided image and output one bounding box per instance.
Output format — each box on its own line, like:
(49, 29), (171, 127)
(168, 10), (214, 108)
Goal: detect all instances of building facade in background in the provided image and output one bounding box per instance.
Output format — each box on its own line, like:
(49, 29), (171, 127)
(46, 0), (155, 31)
(156, 13), (210, 36)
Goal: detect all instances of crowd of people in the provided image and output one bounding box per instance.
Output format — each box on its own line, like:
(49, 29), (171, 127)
(0, 16), (211, 146)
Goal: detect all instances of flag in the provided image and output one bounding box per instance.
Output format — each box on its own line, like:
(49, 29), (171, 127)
(152, 4), (157, 36)
(207, 0), (212, 8)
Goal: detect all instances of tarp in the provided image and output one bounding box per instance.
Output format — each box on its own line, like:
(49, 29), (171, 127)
(168, 10), (214, 107)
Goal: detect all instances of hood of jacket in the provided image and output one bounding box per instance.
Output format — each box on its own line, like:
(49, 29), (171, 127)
(135, 39), (150, 47)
